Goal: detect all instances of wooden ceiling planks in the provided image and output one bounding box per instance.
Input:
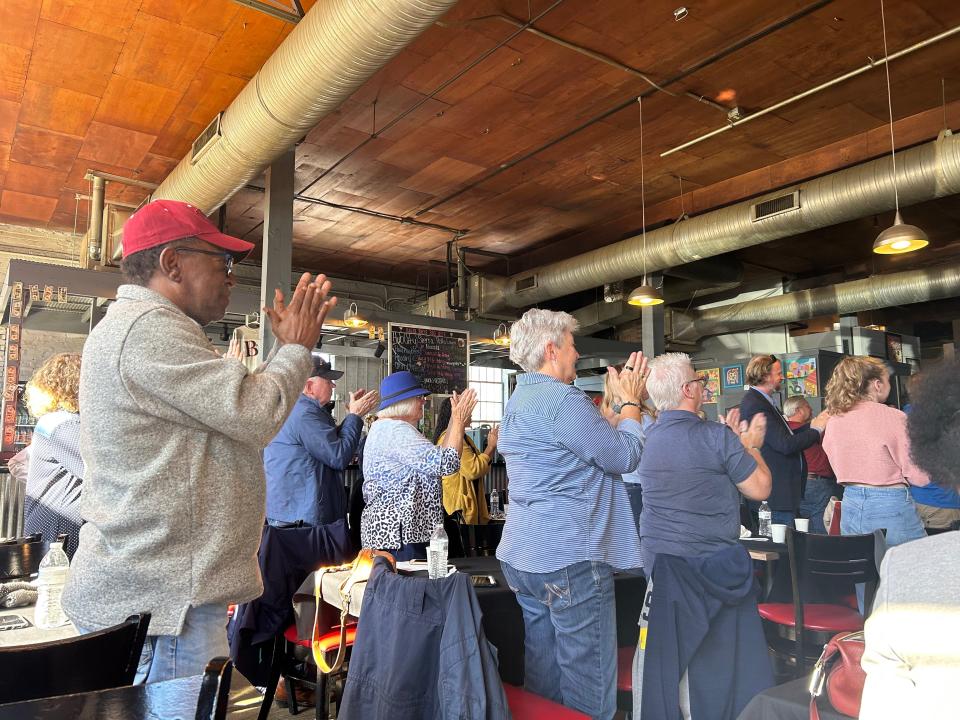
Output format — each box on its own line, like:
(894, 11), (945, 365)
(0, 0), (42, 51)
(29, 20), (123, 97)
(18, 81), (99, 136)
(0, 190), (57, 222)
(78, 122), (156, 171)
(10, 126), (82, 171)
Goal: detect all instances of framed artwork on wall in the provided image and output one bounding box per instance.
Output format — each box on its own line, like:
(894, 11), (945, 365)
(721, 364), (743, 389)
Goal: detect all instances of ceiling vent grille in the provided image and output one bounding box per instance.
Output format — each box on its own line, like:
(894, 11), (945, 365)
(191, 112), (223, 165)
(515, 275), (538, 292)
(751, 190), (800, 222)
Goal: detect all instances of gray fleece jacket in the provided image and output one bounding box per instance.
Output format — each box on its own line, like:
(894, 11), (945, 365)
(62, 285), (312, 635)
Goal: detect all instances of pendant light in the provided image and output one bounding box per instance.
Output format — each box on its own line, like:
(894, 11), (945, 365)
(493, 322), (511, 347)
(343, 302), (368, 328)
(872, 0), (929, 255)
(628, 94), (664, 306)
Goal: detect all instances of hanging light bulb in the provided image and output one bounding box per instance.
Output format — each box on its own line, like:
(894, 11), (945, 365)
(343, 302), (368, 328)
(493, 322), (511, 347)
(872, 0), (927, 256)
(628, 281), (664, 306)
(627, 94), (665, 307)
(872, 210), (929, 254)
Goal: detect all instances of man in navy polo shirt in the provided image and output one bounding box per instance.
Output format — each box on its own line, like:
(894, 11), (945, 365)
(637, 353), (772, 572)
(264, 357), (378, 527)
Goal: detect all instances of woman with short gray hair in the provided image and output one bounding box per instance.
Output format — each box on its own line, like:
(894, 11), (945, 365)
(497, 308), (649, 719)
(645, 351), (693, 412)
(361, 371), (477, 560)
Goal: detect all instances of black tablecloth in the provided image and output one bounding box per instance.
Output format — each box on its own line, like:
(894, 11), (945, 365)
(294, 556), (646, 686)
(0, 672), (261, 719)
(737, 678), (852, 720)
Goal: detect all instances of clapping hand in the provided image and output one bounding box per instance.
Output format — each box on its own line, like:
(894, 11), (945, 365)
(449, 388), (479, 427)
(738, 412), (767, 450)
(607, 350), (648, 404)
(263, 272), (338, 350)
(348, 388), (380, 417)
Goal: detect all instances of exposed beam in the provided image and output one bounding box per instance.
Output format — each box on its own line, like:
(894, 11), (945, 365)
(229, 0), (299, 24)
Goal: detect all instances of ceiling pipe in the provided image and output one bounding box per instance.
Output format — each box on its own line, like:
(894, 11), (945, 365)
(671, 261), (960, 342)
(480, 131), (960, 312)
(661, 23), (960, 158)
(147, 0), (460, 222)
(86, 176), (106, 262)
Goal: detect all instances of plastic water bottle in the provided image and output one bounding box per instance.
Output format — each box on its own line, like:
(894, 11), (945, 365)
(428, 523), (449, 580)
(489, 488), (499, 518)
(758, 501), (772, 539)
(35, 541), (70, 629)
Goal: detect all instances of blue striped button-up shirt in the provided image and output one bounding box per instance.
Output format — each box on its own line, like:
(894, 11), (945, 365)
(496, 372), (644, 573)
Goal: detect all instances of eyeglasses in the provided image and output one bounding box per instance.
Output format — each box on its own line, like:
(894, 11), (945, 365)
(174, 247), (235, 275)
(682, 376), (708, 389)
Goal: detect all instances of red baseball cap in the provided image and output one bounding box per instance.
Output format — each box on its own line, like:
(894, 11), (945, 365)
(122, 199), (255, 258)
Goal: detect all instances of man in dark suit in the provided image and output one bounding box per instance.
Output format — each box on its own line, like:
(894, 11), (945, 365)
(739, 355), (829, 526)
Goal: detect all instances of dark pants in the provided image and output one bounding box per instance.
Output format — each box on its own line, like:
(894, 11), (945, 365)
(799, 475), (836, 534)
(388, 541), (427, 561)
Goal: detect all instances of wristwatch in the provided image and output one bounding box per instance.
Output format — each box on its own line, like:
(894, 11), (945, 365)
(613, 401), (640, 413)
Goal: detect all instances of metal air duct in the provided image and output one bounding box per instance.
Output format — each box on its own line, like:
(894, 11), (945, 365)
(672, 261), (960, 341)
(483, 131), (960, 312)
(148, 0), (460, 218)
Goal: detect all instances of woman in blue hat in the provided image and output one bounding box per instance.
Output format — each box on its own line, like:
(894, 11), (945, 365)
(360, 371), (477, 560)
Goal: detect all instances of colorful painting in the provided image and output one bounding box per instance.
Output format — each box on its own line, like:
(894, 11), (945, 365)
(700, 367), (721, 404)
(784, 356), (818, 397)
(721, 364), (744, 389)
(886, 333), (904, 363)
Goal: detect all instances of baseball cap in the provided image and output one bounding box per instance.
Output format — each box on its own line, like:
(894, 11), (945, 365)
(310, 357), (343, 381)
(122, 199), (255, 258)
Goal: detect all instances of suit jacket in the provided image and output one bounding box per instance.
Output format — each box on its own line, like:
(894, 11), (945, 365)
(739, 388), (820, 512)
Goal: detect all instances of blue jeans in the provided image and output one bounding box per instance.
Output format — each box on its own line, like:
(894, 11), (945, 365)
(79, 603), (229, 684)
(771, 510), (795, 528)
(501, 560), (617, 720)
(840, 485), (925, 612)
(799, 476), (836, 534)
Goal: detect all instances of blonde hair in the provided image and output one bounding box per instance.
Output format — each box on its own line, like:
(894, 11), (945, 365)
(745, 354), (778, 386)
(25, 353), (82, 417)
(601, 367), (656, 419)
(824, 356), (888, 414)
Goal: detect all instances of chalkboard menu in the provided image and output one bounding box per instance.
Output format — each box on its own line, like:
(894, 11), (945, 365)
(388, 323), (469, 395)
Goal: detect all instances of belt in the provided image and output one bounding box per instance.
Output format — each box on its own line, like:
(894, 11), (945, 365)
(807, 473), (834, 480)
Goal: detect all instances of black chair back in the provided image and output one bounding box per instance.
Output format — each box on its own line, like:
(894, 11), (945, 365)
(0, 613), (151, 704)
(195, 657), (233, 720)
(785, 529), (883, 670)
(457, 522), (504, 558)
(0, 536), (45, 581)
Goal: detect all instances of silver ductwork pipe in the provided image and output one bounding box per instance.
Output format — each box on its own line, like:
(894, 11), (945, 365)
(672, 261), (960, 341)
(86, 175), (106, 262)
(149, 0), (460, 216)
(482, 131), (960, 311)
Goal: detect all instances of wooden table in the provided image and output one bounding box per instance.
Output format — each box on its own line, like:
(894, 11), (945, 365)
(0, 603), (77, 647)
(0, 671), (264, 719)
(740, 538), (788, 600)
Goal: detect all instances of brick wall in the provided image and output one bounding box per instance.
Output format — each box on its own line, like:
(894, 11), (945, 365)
(0, 223), (81, 283)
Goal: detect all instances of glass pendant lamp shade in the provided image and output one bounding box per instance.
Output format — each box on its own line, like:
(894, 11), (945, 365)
(343, 302), (368, 328)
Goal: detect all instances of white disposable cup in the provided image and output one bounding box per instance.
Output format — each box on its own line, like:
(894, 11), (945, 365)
(795, 518), (810, 532)
(771, 524), (787, 543)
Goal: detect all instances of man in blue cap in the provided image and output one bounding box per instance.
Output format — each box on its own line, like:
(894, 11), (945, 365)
(264, 356), (379, 527)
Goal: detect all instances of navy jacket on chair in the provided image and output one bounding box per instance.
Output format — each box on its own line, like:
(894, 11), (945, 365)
(739, 388), (820, 512)
(340, 557), (511, 720)
(642, 546), (774, 720)
(228, 520), (353, 685)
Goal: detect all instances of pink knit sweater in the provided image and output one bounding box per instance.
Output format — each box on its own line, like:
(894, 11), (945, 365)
(821, 401), (929, 487)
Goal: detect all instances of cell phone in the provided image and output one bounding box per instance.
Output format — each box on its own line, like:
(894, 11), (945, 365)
(470, 575), (498, 587)
(0, 615), (31, 631)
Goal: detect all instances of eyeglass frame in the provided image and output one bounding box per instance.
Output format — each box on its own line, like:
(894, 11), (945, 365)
(681, 376), (708, 390)
(172, 247), (235, 275)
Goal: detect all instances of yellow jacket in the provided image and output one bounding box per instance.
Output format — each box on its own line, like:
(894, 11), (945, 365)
(436, 433), (491, 525)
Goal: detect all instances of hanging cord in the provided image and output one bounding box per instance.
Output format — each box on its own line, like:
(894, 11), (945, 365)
(879, 0), (899, 213)
(638, 95), (648, 284)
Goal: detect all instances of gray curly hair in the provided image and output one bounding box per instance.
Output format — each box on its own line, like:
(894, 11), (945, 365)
(509, 309), (579, 372)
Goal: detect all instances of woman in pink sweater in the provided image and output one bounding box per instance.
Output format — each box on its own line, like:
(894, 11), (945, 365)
(822, 356), (928, 548)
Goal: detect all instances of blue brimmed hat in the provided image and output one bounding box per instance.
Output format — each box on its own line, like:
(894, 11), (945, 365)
(378, 371), (430, 411)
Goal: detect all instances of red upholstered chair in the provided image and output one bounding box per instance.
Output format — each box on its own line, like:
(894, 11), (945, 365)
(257, 619), (357, 720)
(757, 528), (881, 676)
(503, 684), (592, 719)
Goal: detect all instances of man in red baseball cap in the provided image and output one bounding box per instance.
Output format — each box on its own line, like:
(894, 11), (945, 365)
(63, 199), (340, 685)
